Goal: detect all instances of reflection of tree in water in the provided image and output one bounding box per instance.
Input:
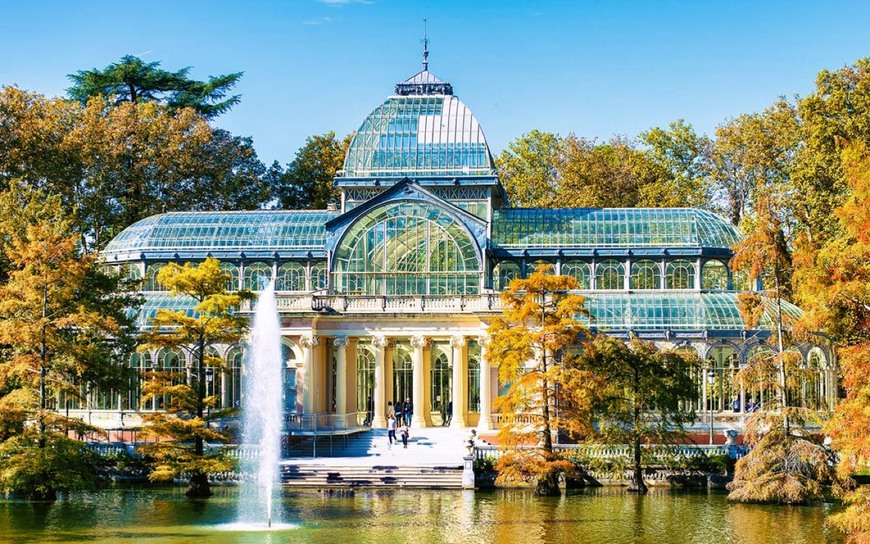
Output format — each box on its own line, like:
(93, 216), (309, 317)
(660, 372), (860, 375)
(727, 502), (835, 544)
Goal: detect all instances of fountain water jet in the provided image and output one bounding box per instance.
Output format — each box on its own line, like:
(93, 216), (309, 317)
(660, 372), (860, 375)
(237, 281), (284, 528)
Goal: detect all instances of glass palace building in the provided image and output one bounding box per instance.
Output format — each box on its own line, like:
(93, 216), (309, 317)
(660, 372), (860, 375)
(94, 61), (836, 433)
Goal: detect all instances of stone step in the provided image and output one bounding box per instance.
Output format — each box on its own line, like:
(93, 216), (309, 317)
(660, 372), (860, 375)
(279, 464), (464, 488)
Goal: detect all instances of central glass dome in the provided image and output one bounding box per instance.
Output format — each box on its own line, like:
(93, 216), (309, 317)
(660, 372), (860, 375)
(342, 69), (495, 179)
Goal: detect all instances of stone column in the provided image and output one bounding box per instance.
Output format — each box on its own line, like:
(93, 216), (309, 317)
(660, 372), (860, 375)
(411, 335), (430, 428)
(300, 335), (320, 415)
(450, 335), (467, 428)
(476, 335), (494, 432)
(385, 339), (394, 410)
(333, 336), (348, 418)
(371, 335), (388, 428)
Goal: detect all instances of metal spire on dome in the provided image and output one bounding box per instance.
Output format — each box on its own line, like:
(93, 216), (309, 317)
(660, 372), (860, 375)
(422, 18), (429, 71)
(395, 20), (453, 96)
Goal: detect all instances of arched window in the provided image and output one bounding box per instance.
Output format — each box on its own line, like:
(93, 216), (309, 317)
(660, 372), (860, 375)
(562, 260), (590, 289)
(631, 260), (660, 290)
(493, 261), (520, 291)
(529, 260), (555, 276)
(225, 347), (243, 410)
(220, 262), (240, 291)
(666, 260), (695, 290)
(706, 345), (739, 412)
(702, 260), (729, 290)
(333, 202), (480, 296)
(156, 348), (185, 410)
(807, 347), (834, 411)
(595, 260), (625, 290)
(282, 340), (298, 413)
(310, 262), (327, 291)
(276, 262), (305, 292)
(732, 269), (750, 292)
(244, 262), (272, 291)
(356, 344), (376, 425)
(127, 352), (151, 411)
(431, 347), (451, 425)
(144, 263), (168, 291)
(467, 341), (481, 413)
(392, 344), (413, 407)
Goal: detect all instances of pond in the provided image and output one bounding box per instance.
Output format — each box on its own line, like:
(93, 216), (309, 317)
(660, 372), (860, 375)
(0, 486), (843, 544)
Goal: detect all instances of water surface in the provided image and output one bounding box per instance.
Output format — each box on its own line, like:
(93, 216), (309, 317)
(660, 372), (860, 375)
(0, 486), (842, 543)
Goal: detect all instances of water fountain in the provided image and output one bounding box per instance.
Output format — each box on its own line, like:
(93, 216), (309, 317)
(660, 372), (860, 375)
(236, 280), (285, 529)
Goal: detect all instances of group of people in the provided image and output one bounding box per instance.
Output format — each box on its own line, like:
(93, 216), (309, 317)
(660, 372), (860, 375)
(386, 398), (413, 448)
(731, 397), (761, 413)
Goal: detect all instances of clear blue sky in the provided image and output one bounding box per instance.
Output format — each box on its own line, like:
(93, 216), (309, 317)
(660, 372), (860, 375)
(2, 0), (869, 166)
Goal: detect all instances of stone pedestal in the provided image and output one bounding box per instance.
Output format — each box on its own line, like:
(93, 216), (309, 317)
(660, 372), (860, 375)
(462, 455), (476, 489)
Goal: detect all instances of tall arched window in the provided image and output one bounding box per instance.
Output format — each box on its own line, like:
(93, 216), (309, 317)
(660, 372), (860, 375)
(392, 344), (413, 406)
(333, 202), (480, 296)
(156, 348), (184, 410)
(493, 261), (520, 291)
(706, 345), (739, 412)
(631, 260), (660, 290)
(431, 347), (451, 425)
(702, 260), (729, 290)
(220, 262), (240, 291)
(732, 269), (750, 292)
(225, 347), (243, 410)
(310, 262), (327, 291)
(244, 262), (272, 291)
(127, 352), (151, 411)
(144, 263), (168, 291)
(356, 344), (376, 425)
(562, 260), (591, 289)
(666, 260), (695, 290)
(282, 340), (297, 413)
(467, 341), (481, 413)
(277, 262), (305, 291)
(595, 260), (625, 290)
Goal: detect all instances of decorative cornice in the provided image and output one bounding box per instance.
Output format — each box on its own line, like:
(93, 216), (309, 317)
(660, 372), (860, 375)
(333, 336), (349, 349)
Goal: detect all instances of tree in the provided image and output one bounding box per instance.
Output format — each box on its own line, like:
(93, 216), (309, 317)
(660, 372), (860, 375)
(273, 131), (350, 210)
(639, 119), (713, 208)
(487, 265), (597, 495)
(792, 141), (870, 538)
(578, 335), (700, 493)
(495, 130), (564, 208)
(710, 100), (799, 227)
(137, 257), (252, 498)
(0, 183), (139, 500)
(68, 55), (242, 118)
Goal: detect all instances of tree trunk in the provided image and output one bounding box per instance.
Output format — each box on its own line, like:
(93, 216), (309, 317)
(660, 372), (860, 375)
(627, 435), (647, 494)
(29, 484), (57, 501)
(185, 471), (212, 498)
(534, 469), (561, 496)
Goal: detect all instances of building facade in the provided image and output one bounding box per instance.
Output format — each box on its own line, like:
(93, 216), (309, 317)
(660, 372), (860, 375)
(91, 61), (836, 433)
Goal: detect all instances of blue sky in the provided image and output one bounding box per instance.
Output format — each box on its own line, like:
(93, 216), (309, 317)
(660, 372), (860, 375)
(2, 1), (869, 166)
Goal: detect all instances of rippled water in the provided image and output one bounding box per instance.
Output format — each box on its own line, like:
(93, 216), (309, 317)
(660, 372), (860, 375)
(0, 486), (842, 543)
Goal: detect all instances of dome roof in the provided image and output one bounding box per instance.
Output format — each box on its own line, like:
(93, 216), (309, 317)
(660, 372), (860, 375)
(342, 71), (495, 179)
(102, 210), (338, 261)
(492, 208), (742, 249)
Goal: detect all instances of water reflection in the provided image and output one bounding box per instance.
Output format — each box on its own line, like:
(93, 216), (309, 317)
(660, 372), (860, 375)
(0, 486), (843, 543)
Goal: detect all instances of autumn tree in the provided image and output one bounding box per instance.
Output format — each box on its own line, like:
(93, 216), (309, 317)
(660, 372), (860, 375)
(788, 141), (870, 538)
(273, 131), (351, 210)
(0, 183), (139, 500)
(495, 130), (564, 208)
(138, 257), (252, 498)
(577, 335), (700, 494)
(487, 265), (597, 495)
(68, 55), (242, 118)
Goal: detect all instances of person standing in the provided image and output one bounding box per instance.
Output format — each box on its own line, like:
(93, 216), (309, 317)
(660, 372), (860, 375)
(399, 421), (409, 449)
(402, 397), (413, 426)
(387, 414), (397, 447)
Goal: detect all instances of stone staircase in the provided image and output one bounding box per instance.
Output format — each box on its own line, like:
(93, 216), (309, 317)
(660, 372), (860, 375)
(280, 427), (472, 488)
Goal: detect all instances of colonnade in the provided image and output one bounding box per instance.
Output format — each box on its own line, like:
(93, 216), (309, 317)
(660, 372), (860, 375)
(296, 333), (495, 431)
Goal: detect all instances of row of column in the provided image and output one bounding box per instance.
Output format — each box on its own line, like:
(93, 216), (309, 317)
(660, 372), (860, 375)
(298, 334), (495, 431)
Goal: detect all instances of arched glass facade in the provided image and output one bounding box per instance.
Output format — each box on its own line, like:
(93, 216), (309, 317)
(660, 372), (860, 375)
(333, 201), (480, 295)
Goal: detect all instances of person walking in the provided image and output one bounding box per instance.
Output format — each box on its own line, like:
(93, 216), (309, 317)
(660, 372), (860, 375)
(387, 414), (397, 447)
(402, 397), (413, 426)
(399, 421), (410, 449)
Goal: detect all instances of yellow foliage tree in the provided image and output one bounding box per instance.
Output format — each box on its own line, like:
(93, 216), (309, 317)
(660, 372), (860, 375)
(138, 257), (252, 498)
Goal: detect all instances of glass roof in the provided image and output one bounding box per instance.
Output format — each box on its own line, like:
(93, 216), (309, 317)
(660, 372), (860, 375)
(579, 292), (803, 331)
(492, 208), (741, 249)
(103, 210), (339, 259)
(132, 293), (199, 328)
(343, 96), (495, 178)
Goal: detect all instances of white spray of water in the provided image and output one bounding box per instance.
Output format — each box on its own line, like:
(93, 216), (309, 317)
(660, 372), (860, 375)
(237, 281), (283, 528)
